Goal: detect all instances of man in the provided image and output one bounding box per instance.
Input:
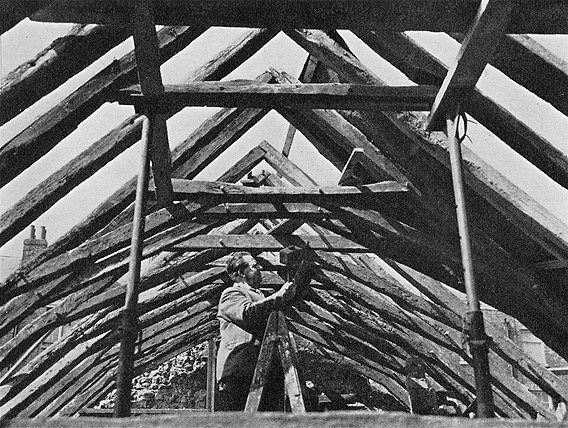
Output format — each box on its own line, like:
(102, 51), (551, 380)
(216, 252), (296, 411)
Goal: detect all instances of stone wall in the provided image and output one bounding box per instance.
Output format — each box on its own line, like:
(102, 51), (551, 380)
(97, 343), (208, 410)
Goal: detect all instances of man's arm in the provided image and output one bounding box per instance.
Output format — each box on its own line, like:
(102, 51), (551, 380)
(219, 282), (296, 332)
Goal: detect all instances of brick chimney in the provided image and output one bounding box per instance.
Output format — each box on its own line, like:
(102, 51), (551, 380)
(21, 225), (48, 265)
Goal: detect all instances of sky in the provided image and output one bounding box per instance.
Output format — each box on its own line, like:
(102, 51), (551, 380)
(0, 19), (567, 279)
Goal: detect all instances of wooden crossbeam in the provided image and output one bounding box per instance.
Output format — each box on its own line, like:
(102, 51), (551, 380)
(116, 82), (437, 110)
(131, 3), (174, 208)
(31, 0), (568, 34)
(152, 178), (408, 202)
(426, 0), (515, 130)
(167, 234), (368, 253)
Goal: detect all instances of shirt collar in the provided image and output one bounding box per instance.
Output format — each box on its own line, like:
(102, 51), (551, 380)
(234, 281), (262, 294)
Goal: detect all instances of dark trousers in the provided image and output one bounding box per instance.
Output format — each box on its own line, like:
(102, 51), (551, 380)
(218, 360), (286, 412)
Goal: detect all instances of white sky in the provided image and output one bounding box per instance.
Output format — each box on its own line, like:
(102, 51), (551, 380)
(0, 20), (567, 277)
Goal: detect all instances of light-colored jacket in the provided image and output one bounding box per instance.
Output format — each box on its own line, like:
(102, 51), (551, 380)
(216, 282), (274, 380)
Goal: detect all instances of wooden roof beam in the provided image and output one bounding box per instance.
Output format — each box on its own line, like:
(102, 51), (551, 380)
(117, 82), (437, 111)
(426, 0), (515, 130)
(381, 258), (568, 404)
(168, 234), (368, 253)
(356, 30), (568, 189)
(155, 178), (408, 203)
(451, 33), (568, 117)
(0, 25), (203, 191)
(0, 25), (130, 126)
(270, 69), (414, 187)
(288, 28), (568, 266)
(31, 0), (568, 34)
(310, 277), (536, 418)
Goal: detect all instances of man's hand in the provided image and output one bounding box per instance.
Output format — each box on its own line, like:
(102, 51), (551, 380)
(272, 281), (296, 303)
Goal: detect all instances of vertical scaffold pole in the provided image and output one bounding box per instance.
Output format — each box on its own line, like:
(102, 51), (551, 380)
(114, 114), (152, 417)
(446, 105), (494, 418)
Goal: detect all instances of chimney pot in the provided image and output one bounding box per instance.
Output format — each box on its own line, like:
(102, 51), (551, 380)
(30, 225), (36, 239)
(40, 226), (47, 240)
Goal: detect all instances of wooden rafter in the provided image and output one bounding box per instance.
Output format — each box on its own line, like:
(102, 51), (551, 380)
(0, 25), (202, 191)
(1, 0), (568, 418)
(427, 0), (515, 130)
(354, 30), (568, 189)
(0, 24), (130, 126)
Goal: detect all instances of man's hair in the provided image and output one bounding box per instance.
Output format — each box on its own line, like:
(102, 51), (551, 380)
(226, 251), (252, 277)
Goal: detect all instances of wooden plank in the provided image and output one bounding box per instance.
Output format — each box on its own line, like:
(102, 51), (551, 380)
(7, 410), (568, 428)
(169, 234), (367, 252)
(0, 24), (129, 126)
(276, 311), (306, 413)
(244, 312), (279, 412)
(158, 178), (408, 201)
(130, 3), (173, 207)
(206, 339), (216, 411)
(31, 0), (568, 34)
(427, 0), (515, 130)
(117, 82), (437, 110)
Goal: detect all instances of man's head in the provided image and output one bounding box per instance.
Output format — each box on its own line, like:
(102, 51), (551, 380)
(226, 252), (262, 288)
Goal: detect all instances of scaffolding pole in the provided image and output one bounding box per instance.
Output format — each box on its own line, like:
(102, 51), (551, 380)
(446, 106), (494, 418)
(114, 114), (152, 417)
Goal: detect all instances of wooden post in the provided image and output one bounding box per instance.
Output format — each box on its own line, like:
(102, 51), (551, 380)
(446, 105), (494, 418)
(206, 339), (217, 412)
(114, 114), (152, 417)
